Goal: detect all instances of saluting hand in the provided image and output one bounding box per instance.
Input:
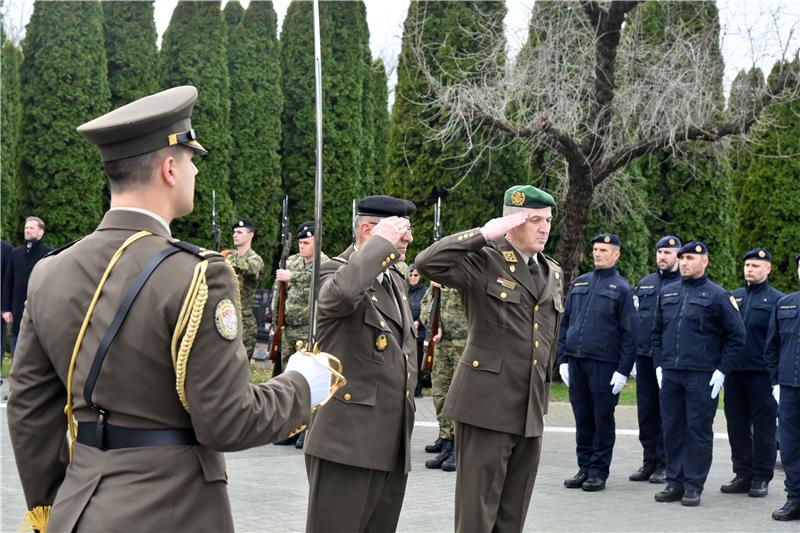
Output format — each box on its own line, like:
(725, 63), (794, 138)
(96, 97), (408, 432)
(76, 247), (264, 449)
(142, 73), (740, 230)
(372, 216), (411, 249)
(480, 212), (529, 241)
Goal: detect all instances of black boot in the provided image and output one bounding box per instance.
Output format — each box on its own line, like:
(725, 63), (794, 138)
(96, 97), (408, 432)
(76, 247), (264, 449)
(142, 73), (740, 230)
(564, 471), (588, 489)
(425, 439), (453, 469)
(425, 437), (444, 453)
(294, 431), (306, 449)
(749, 479), (769, 497)
(772, 500), (800, 521)
(629, 465), (656, 482)
(649, 468), (666, 484)
(720, 474), (751, 494)
(441, 448), (456, 472)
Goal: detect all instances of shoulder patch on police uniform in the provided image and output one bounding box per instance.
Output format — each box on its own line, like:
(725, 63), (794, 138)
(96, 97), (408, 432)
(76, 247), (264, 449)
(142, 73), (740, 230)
(729, 296), (739, 311)
(215, 298), (239, 340)
(633, 294), (640, 310)
(502, 251), (517, 263)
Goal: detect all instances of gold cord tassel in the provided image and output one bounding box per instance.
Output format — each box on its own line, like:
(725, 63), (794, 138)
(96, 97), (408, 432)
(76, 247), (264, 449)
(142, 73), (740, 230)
(172, 260), (209, 412)
(20, 505), (51, 533)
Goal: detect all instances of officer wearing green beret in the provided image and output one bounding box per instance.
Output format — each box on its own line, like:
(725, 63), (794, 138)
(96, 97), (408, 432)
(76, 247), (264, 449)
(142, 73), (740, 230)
(416, 185), (564, 532)
(6, 86), (333, 533)
(226, 219), (265, 360)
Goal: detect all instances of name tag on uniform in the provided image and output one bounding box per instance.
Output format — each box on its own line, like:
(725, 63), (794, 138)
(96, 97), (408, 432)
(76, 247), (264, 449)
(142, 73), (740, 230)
(496, 277), (516, 290)
(663, 292), (679, 298)
(574, 281), (589, 287)
(639, 285), (654, 289)
(780, 305), (798, 309)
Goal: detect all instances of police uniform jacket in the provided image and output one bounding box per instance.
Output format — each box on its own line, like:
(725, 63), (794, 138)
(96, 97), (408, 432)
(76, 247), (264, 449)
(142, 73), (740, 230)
(635, 269), (681, 357)
(415, 230), (563, 438)
(556, 267), (638, 375)
(765, 291), (800, 388)
(7, 210), (311, 533)
(304, 236), (417, 473)
(651, 274), (745, 374)
(731, 280), (784, 371)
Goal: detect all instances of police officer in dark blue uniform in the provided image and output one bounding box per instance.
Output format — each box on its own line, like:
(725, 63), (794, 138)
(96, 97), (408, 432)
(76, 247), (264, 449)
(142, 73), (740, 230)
(652, 241), (746, 507)
(764, 253), (800, 521)
(558, 233), (638, 492)
(629, 235), (682, 485)
(722, 248), (783, 497)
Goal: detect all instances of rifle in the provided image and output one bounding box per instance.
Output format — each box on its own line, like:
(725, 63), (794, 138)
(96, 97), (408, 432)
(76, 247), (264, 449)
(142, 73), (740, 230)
(268, 196), (291, 376)
(422, 197), (442, 372)
(212, 190), (221, 252)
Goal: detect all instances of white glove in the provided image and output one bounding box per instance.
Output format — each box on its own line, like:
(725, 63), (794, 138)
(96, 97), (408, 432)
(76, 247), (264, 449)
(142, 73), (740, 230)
(630, 362), (637, 379)
(285, 351), (334, 406)
(610, 371), (627, 395)
(656, 367), (663, 389)
(773, 385), (780, 405)
(709, 369), (725, 399)
(559, 363), (570, 387)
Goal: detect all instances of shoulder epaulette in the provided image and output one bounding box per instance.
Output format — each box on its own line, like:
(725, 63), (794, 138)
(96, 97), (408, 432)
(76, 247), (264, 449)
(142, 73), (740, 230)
(332, 255), (348, 264)
(543, 252), (560, 266)
(44, 238), (83, 258)
(169, 240), (223, 260)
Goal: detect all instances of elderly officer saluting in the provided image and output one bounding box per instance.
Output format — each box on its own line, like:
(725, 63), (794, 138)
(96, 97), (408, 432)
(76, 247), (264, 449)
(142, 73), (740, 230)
(416, 185), (563, 533)
(6, 86), (333, 533)
(721, 248), (783, 497)
(765, 253), (800, 521)
(303, 195), (417, 533)
(558, 233), (639, 492)
(652, 241), (745, 507)
(226, 219), (264, 360)
(629, 236), (682, 484)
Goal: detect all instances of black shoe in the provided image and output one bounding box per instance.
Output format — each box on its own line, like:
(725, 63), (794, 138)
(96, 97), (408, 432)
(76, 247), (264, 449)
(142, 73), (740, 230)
(720, 475), (752, 494)
(581, 476), (606, 492)
(273, 434), (300, 446)
(441, 450), (456, 472)
(629, 465), (656, 481)
(749, 479), (769, 497)
(564, 471), (588, 489)
(681, 490), (701, 507)
(655, 486), (684, 502)
(649, 468), (666, 484)
(425, 439), (453, 469)
(425, 437), (444, 453)
(772, 500), (800, 521)
(294, 431), (305, 449)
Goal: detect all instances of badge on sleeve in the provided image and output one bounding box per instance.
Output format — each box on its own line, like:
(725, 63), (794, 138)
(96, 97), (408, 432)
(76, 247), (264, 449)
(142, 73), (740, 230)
(729, 296), (739, 311)
(215, 299), (239, 340)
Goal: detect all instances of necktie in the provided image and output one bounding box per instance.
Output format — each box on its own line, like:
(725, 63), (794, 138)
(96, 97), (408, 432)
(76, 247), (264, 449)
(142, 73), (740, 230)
(382, 274), (402, 321)
(528, 257), (546, 296)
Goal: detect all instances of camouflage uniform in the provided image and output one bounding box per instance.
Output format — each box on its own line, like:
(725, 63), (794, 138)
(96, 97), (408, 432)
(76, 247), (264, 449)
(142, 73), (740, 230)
(421, 285), (467, 440)
(273, 252), (329, 367)
(226, 248), (264, 358)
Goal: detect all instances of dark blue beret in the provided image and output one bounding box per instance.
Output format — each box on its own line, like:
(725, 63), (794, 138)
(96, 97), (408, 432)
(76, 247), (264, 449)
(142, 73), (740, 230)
(297, 220), (315, 240)
(742, 248), (772, 262)
(591, 233), (621, 247)
(678, 241), (708, 257)
(656, 235), (682, 250)
(357, 195), (416, 218)
(232, 219), (256, 231)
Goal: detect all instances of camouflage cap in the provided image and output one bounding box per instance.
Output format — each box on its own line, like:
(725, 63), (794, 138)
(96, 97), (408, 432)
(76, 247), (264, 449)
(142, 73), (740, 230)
(77, 86), (207, 162)
(503, 185), (555, 209)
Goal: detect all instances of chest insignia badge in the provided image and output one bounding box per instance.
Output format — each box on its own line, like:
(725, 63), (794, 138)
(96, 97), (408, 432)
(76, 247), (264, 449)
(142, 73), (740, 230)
(376, 334), (388, 351)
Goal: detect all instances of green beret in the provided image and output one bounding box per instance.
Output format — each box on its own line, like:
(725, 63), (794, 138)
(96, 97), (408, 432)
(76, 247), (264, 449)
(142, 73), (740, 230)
(503, 185), (555, 209)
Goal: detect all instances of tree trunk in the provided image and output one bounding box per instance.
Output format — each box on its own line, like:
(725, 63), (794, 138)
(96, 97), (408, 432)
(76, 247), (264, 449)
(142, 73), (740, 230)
(555, 163), (594, 288)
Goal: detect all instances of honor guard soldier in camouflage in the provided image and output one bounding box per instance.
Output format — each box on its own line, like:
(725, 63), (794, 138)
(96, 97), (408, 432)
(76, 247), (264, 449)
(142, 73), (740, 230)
(6, 86), (333, 533)
(226, 219), (264, 360)
(421, 284), (467, 472)
(416, 185), (563, 533)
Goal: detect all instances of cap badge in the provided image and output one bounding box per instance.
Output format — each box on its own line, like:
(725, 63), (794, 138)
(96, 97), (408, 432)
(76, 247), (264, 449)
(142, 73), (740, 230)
(695, 245), (702, 253)
(604, 235), (611, 243)
(511, 191), (525, 206)
(758, 250), (766, 258)
(668, 239), (675, 246)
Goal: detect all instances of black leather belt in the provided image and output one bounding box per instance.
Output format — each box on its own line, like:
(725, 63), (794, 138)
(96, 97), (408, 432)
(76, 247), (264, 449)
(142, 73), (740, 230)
(77, 422), (197, 450)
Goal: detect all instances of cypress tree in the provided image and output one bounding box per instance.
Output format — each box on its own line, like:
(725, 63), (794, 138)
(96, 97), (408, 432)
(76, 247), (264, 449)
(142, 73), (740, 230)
(223, 0), (244, 32)
(388, 1), (529, 260)
(161, 0), (233, 249)
(280, 1), (374, 254)
(1, 35), (23, 240)
(102, 1), (159, 109)
(371, 58), (390, 192)
(736, 59), (800, 293)
(228, 0), (282, 279)
(727, 68), (765, 200)
(19, 1), (110, 246)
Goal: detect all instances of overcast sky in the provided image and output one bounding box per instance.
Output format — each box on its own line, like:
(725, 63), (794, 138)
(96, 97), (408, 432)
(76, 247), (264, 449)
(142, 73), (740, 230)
(6, 0), (800, 101)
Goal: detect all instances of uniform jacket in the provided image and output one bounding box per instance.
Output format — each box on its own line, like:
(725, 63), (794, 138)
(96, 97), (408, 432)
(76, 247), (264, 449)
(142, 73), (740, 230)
(7, 210), (311, 533)
(731, 280), (784, 371)
(557, 266), (639, 375)
(225, 248), (264, 313)
(2, 239), (51, 335)
(635, 269), (681, 357)
(415, 230), (564, 438)
(421, 285), (468, 341)
(765, 291), (800, 388)
(652, 274), (746, 374)
(272, 252), (329, 327)
(304, 236), (417, 473)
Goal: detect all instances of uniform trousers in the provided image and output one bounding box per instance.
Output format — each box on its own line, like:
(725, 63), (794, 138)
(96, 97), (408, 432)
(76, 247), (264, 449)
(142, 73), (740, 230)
(454, 421), (541, 533)
(568, 357), (619, 479)
(661, 369), (718, 493)
(635, 355), (665, 469)
(304, 455), (407, 533)
(779, 386), (800, 501)
(723, 370), (777, 481)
